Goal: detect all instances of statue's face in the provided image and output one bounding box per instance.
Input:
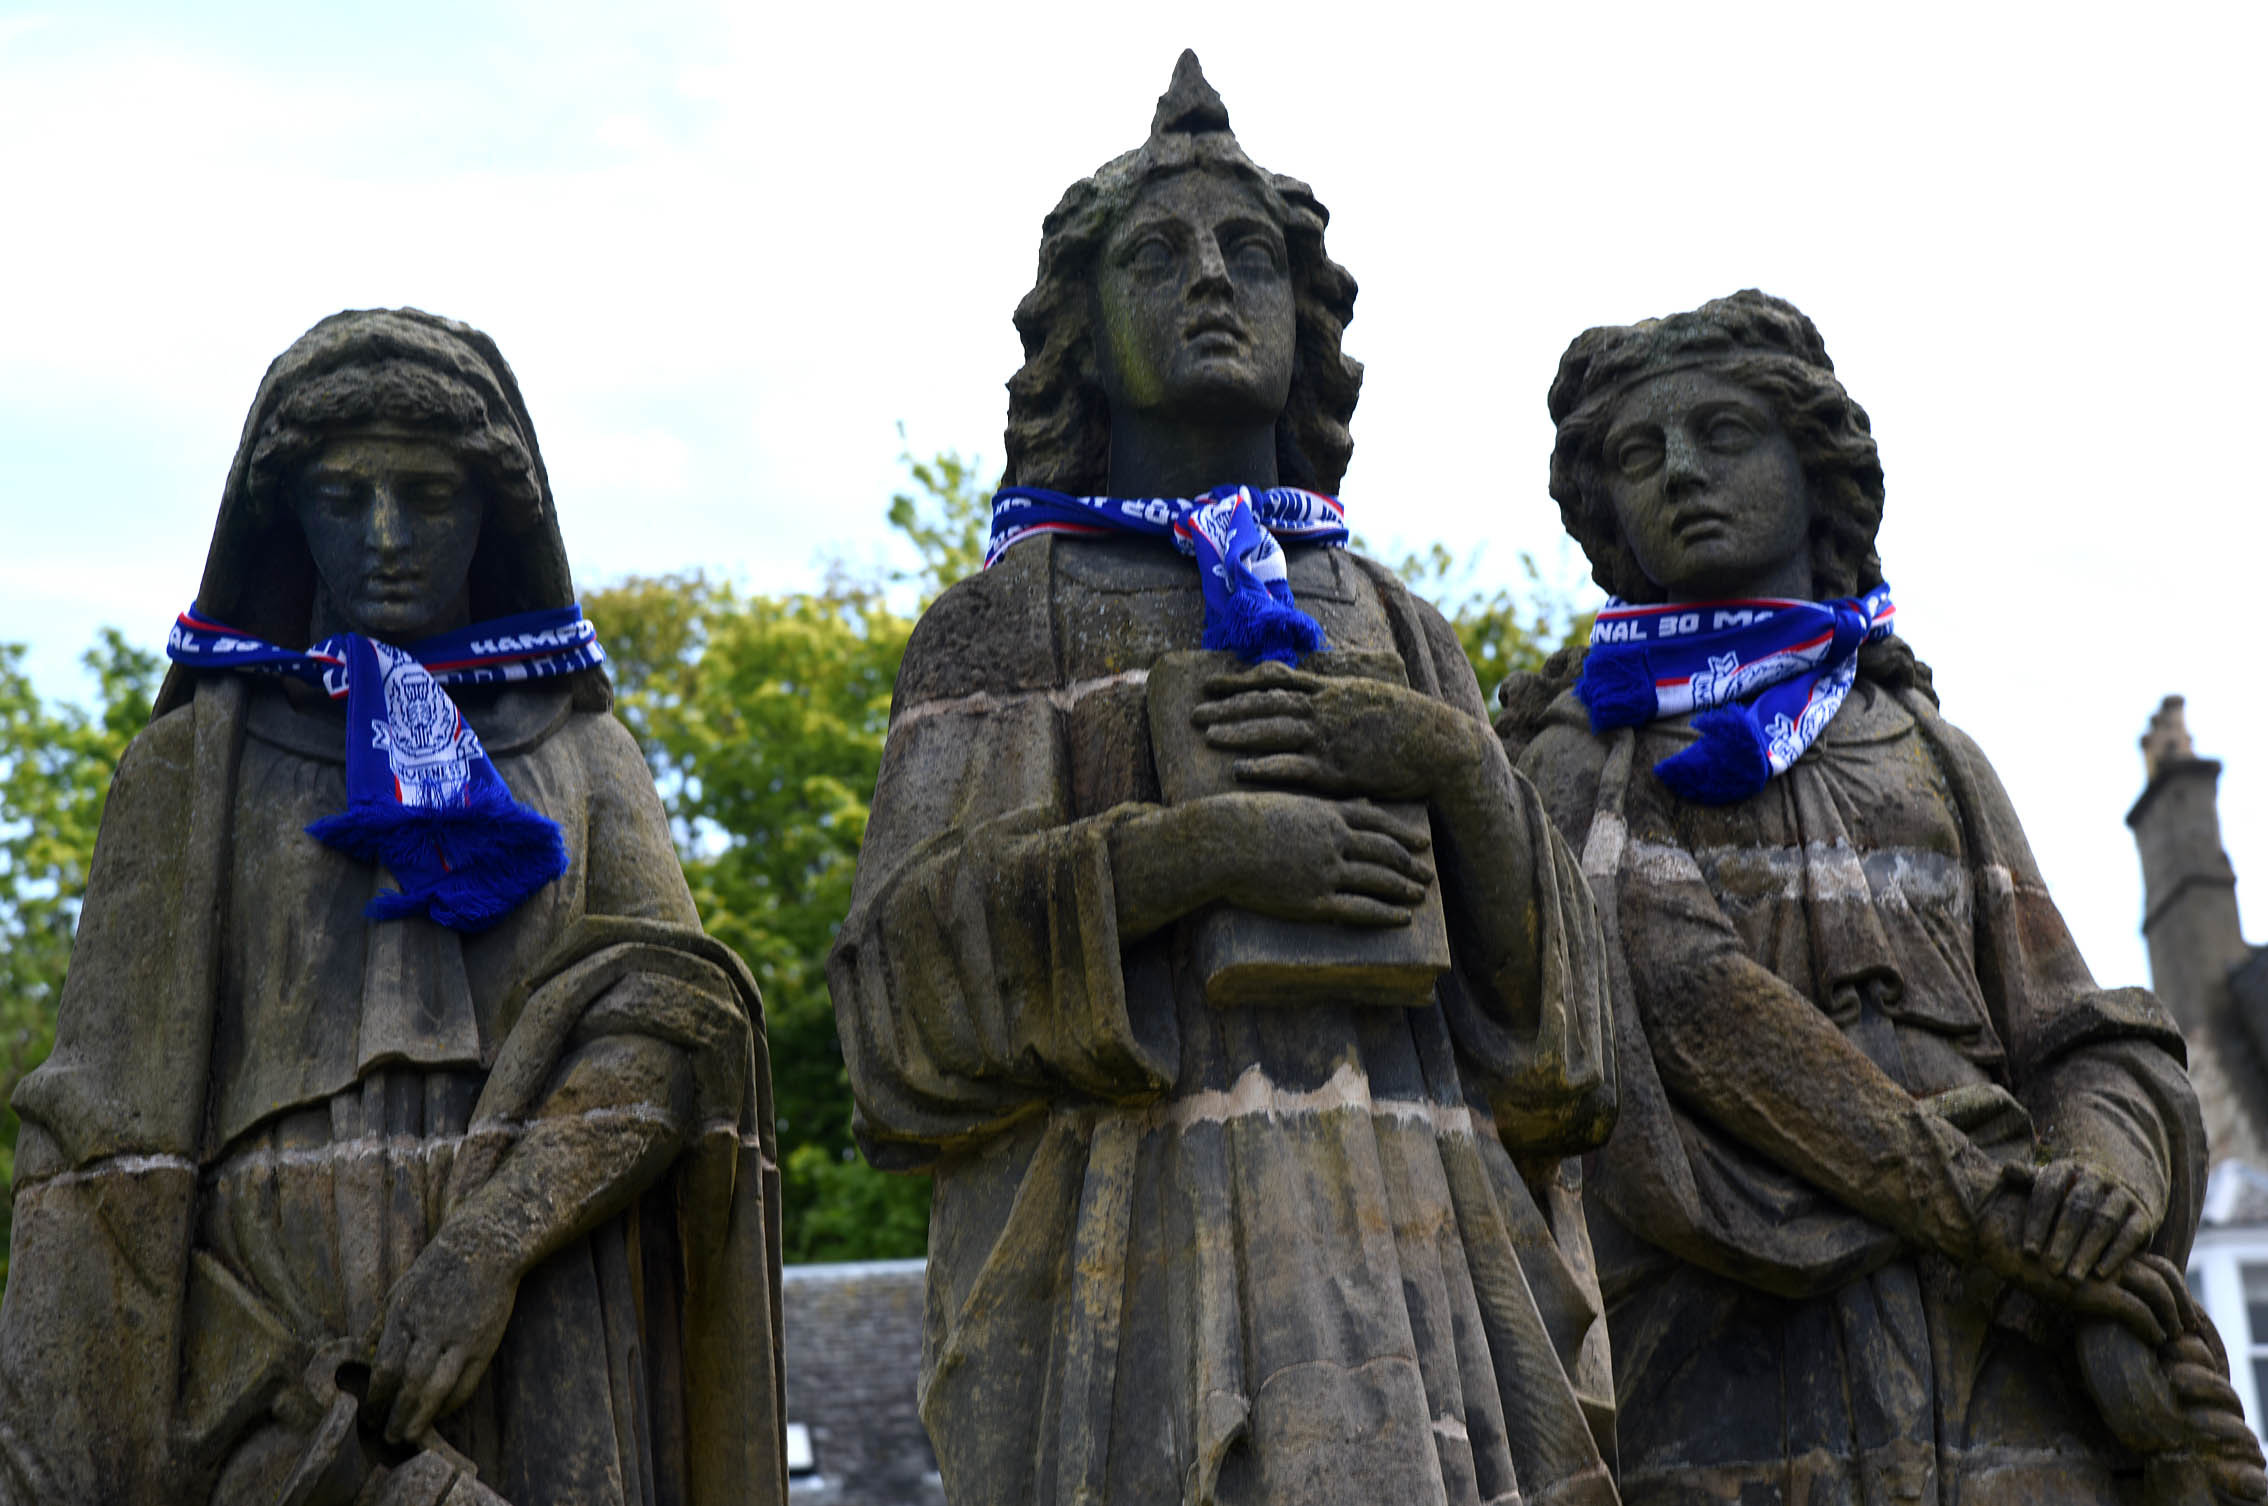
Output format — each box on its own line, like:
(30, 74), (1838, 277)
(1093, 169), (1295, 430)
(1601, 368), (1813, 600)
(291, 431), (488, 643)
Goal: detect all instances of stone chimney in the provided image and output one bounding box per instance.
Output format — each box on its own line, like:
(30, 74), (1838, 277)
(2128, 696), (2249, 1036)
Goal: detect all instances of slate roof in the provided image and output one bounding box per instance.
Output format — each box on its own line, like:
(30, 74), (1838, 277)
(783, 1258), (944, 1506)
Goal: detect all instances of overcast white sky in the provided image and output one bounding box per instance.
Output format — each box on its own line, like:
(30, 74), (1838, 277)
(2, 0), (2263, 986)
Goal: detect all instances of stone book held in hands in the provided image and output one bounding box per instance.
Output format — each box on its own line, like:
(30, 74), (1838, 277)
(1147, 648), (1451, 1008)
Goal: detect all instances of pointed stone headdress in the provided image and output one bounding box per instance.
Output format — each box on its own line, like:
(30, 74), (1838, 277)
(1152, 48), (1232, 138)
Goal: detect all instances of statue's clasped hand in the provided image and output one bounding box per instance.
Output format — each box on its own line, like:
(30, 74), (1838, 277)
(1974, 1158), (2167, 1343)
(1192, 660), (1479, 803)
(2020, 1157), (2157, 1286)
(1194, 791), (1436, 929)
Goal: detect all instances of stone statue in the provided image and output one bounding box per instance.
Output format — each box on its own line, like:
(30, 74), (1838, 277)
(827, 53), (1619, 1506)
(1504, 289), (2265, 1504)
(0, 310), (786, 1505)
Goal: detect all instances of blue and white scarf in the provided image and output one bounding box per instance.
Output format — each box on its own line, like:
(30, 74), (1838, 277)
(1575, 583), (1896, 805)
(167, 603), (606, 931)
(986, 484), (1348, 663)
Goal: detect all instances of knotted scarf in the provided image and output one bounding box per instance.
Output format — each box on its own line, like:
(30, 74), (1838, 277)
(166, 603), (605, 930)
(986, 484), (1348, 663)
(1575, 583), (1895, 804)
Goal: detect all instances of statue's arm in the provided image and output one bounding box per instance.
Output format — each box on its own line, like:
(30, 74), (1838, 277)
(1400, 608), (1617, 1150)
(827, 619), (1180, 1166)
(1929, 713), (2196, 1250)
(368, 1027), (696, 1441)
(1606, 817), (2013, 1259)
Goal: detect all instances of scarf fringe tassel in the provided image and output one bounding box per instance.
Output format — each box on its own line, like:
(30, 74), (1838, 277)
(1202, 579), (1327, 666)
(1654, 706), (1774, 806)
(307, 791), (570, 933)
(1576, 649), (1660, 731)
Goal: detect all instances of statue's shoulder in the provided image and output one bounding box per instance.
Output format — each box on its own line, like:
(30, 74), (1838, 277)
(897, 542), (1060, 707)
(565, 701), (657, 777)
(113, 698), (200, 786)
(1500, 646), (1604, 838)
(137, 697), (199, 753)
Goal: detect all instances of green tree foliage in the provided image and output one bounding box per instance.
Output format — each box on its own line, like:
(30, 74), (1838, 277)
(583, 446), (990, 1264)
(885, 436), (990, 593)
(0, 631), (162, 1284)
(1381, 542), (1590, 698)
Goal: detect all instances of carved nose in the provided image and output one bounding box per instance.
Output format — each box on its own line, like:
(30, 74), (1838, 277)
(366, 485), (414, 552)
(1189, 237), (1232, 295)
(1661, 434), (1707, 494)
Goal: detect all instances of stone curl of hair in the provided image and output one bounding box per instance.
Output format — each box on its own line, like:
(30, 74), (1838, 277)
(242, 359), (546, 526)
(1002, 139), (1363, 496)
(1544, 289), (1931, 699)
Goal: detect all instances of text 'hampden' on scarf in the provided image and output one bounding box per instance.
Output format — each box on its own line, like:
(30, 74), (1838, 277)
(1575, 583), (1896, 806)
(985, 484), (1349, 664)
(166, 603), (607, 931)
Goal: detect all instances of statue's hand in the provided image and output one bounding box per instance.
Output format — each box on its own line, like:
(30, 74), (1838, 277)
(1196, 790), (1435, 927)
(2021, 1158), (2157, 1282)
(1974, 1179), (2168, 1344)
(1192, 661), (1482, 804)
(367, 1231), (521, 1445)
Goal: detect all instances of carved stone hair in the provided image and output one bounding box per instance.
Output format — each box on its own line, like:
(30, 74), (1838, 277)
(1547, 289), (1886, 604)
(1001, 51), (1363, 495)
(243, 358), (545, 530)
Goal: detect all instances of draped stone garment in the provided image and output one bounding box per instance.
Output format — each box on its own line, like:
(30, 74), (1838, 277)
(829, 536), (1621, 1506)
(1515, 674), (2206, 1506)
(0, 678), (785, 1506)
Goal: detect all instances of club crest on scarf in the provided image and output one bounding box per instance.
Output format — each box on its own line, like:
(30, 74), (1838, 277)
(986, 483), (1347, 663)
(1575, 583), (1895, 805)
(168, 604), (606, 930)
(373, 646), (482, 805)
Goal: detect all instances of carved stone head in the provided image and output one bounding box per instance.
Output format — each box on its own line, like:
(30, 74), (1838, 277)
(1547, 290), (1886, 604)
(1001, 51), (1363, 495)
(156, 309), (597, 714)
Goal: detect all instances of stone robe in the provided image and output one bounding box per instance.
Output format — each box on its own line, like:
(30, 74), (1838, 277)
(1515, 671), (2206, 1506)
(0, 675), (785, 1505)
(829, 536), (1621, 1506)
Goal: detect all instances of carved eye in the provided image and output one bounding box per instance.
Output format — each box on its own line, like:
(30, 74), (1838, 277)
(1612, 438), (1663, 479)
(308, 477), (362, 510)
(1130, 237), (1174, 276)
(1229, 236), (1279, 277)
(1703, 414), (1761, 452)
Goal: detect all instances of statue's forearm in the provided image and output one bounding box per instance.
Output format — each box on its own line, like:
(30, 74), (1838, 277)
(1426, 720), (1546, 1021)
(1107, 802), (1222, 941)
(437, 1034), (692, 1279)
(2029, 1046), (2179, 1230)
(1643, 948), (2008, 1256)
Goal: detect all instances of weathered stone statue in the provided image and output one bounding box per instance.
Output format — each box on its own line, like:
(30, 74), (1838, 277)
(0, 309), (786, 1505)
(827, 53), (1618, 1506)
(1504, 289), (2265, 1504)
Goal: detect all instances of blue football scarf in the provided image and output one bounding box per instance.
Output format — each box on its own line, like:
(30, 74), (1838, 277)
(1575, 583), (1896, 805)
(167, 603), (606, 931)
(986, 484), (1348, 663)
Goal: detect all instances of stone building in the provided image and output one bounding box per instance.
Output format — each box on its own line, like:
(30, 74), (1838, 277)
(782, 1258), (944, 1505)
(2127, 696), (2268, 1428)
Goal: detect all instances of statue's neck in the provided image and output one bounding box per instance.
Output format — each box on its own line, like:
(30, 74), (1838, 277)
(1103, 412), (1279, 498)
